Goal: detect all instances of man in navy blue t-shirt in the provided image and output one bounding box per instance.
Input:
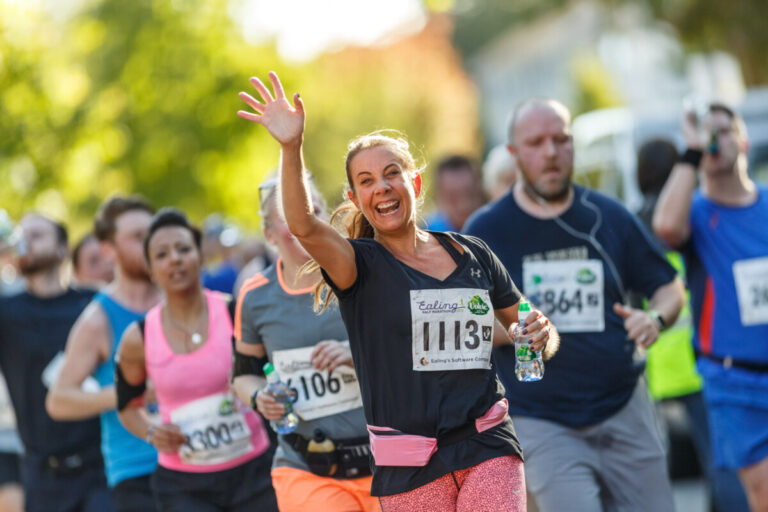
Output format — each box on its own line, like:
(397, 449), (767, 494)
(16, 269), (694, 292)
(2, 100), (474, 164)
(465, 99), (685, 512)
(0, 214), (111, 512)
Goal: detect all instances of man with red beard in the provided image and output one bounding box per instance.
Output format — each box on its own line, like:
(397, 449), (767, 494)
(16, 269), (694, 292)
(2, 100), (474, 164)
(0, 213), (110, 512)
(47, 196), (161, 512)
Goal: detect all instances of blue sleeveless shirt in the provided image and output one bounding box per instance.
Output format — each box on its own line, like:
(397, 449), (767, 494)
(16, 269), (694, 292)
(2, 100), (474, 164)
(93, 292), (157, 487)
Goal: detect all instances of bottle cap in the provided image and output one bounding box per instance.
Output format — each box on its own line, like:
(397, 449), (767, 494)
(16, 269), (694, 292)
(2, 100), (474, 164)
(519, 300), (531, 313)
(263, 362), (275, 375)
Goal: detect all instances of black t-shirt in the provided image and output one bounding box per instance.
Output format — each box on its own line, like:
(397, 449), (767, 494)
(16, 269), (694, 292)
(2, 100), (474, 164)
(321, 232), (523, 496)
(0, 287), (101, 456)
(464, 185), (677, 427)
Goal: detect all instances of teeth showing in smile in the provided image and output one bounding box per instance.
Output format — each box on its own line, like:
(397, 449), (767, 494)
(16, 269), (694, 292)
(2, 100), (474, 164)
(376, 201), (400, 215)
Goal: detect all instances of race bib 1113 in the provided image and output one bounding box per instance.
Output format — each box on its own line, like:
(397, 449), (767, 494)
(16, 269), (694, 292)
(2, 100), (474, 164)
(410, 288), (494, 371)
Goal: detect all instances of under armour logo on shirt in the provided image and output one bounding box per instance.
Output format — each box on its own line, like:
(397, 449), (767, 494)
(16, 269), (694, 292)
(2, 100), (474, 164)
(471, 268), (482, 279)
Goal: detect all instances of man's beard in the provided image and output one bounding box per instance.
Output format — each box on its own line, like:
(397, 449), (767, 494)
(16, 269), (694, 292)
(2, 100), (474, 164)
(18, 253), (62, 276)
(116, 253), (151, 281)
(523, 178), (571, 203)
(519, 162), (572, 203)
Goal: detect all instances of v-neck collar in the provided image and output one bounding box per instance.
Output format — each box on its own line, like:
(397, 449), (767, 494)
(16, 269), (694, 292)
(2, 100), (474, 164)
(374, 231), (469, 284)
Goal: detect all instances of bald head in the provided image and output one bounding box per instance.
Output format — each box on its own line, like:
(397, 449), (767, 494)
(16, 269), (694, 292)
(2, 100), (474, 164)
(507, 99), (571, 147)
(505, 98), (574, 203)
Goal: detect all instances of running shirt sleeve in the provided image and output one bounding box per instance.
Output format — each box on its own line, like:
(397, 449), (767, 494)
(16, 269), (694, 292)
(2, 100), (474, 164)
(320, 238), (370, 300)
(458, 234), (521, 310)
(234, 273), (269, 345)
(621, 214), (677, 298)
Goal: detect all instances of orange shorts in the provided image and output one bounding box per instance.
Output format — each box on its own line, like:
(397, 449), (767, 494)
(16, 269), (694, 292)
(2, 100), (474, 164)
(271, 466), (380, 512)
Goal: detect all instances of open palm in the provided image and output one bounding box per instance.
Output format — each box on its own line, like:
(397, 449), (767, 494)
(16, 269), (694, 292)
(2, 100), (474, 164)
(237, 71), (304, 145)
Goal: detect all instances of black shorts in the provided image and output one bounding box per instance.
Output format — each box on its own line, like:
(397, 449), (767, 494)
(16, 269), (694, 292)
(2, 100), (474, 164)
(112, 474), (158, 512)
(151, 455), (277, 512)
(0, 452), (20, 486)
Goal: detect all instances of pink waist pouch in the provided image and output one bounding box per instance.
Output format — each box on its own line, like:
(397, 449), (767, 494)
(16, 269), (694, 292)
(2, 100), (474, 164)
(367, 398), (509, 467)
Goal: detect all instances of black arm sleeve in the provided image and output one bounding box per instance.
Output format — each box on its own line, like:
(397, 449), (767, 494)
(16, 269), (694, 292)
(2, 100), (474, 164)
(115, 364), (146, 412)
(232, 350), (268, 378)
(116, 319), (147, 411)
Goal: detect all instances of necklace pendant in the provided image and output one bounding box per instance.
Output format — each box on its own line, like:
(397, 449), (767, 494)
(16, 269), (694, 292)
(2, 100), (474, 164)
(191, 332), (202, 344)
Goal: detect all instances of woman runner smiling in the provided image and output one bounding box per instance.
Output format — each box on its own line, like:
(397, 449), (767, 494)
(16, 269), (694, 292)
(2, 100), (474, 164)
(238, 72), (558, 512)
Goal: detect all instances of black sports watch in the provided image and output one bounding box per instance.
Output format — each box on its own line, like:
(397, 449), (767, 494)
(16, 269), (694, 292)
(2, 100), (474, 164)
(648, 310), (667, 331)
(250, 389), (260, 411)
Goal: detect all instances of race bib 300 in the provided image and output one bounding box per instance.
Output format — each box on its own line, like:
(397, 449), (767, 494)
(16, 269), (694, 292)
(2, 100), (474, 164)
(171, 392), (253, 466)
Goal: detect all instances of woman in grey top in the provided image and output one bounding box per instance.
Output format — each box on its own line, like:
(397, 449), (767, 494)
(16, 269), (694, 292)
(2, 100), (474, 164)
(232, 178), (378, 512)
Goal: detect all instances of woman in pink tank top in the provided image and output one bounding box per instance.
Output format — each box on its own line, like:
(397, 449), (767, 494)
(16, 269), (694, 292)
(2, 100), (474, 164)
(116, 209), (277, 511)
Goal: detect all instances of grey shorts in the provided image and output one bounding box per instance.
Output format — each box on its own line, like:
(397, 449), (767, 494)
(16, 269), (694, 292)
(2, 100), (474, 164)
(513, 381), (675, 512)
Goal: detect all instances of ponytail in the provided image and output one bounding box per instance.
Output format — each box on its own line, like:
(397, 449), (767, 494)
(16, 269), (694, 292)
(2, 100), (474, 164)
(302, 199), (373, 313)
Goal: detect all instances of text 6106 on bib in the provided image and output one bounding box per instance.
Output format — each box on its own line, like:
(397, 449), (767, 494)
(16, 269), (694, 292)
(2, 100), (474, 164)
(271, 345), (362, 421)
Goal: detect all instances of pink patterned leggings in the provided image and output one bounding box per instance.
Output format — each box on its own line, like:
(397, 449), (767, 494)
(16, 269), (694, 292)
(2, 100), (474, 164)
(378, 455), (526, 512)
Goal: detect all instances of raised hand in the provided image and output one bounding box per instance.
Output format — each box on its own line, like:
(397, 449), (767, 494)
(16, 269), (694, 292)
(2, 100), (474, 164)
(237, 71), (305, 147)
(682, 110), (703, 150)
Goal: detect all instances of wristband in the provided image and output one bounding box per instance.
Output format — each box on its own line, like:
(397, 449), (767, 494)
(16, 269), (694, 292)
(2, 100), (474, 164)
(250, 390), (260, 411)
(648, 310), (667, 331)
(146, 425), (157, 445)
(680, 148), (703, 168)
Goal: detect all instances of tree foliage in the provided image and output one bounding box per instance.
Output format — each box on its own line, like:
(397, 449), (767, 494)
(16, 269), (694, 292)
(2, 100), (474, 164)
(0, 1), (478, 236)
(641, 0), (768, 85)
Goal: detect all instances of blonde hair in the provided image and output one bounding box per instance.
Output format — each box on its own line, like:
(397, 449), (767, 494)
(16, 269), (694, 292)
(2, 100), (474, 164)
(303, 130), (424, 313)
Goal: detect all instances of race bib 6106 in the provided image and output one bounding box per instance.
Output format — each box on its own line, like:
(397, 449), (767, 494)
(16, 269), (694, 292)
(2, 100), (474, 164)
(410, 288), (494, 372)
(271, 344), (362, 421)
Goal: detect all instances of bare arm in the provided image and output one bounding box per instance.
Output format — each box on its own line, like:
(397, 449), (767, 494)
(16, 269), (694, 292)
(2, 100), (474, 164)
(495, 300), (560, 360)
(653, 113), (702, 248)
(238, 72), (357, 290)
(232, 339), (285, 421)
(231, 339), (267, 410)
(653, 162), (697, 248)
(46, 303), (116, 420)
(116, 324), (186, 453)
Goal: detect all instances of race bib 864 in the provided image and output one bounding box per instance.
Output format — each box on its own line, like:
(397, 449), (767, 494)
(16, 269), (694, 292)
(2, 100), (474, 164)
(523, 259), (605, 333)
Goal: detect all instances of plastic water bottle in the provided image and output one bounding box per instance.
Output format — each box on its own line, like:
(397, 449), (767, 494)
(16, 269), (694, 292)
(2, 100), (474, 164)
(514, 301), (544, 382)
(263, 362), (299, 434)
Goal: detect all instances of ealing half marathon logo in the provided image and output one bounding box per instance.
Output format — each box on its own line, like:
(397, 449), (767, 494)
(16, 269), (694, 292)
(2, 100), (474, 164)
(468, 295), (490, 315)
